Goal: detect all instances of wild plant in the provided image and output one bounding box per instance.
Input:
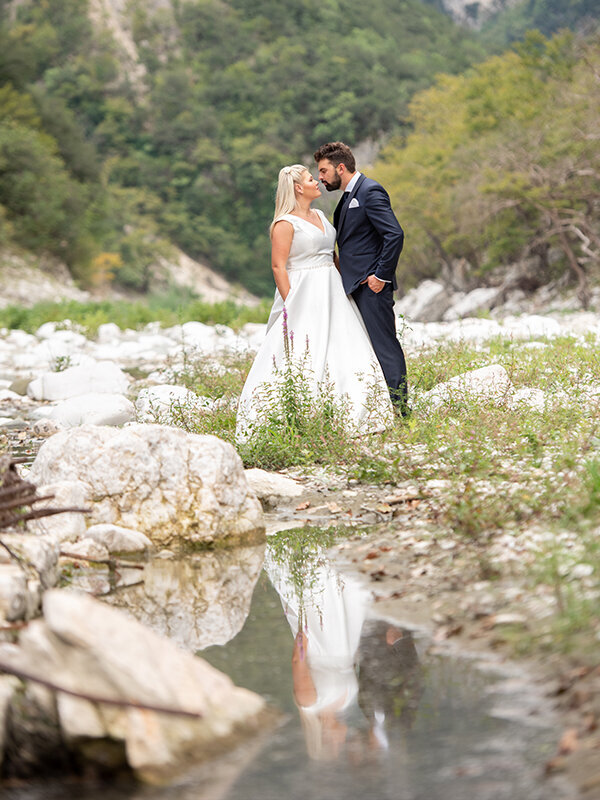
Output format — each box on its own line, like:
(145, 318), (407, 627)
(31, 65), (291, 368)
(237, 307), (358, 469)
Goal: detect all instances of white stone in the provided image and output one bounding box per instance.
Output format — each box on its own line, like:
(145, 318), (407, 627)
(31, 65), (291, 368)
(570, 563), (594, 579)
(0, 534), (60, 589)
(443, 287), (502, 321)
(135, 385), (212, 423)
(0, 564), (28, 621)
(26, 480), (89, 543)
(36, 393), (135, 428)
(28, 424), (264, 547)
(0, 590), (267, 782)
(424, 364), (513, 408)
(245, 468), (305, 502)
(395, 280), (453, 323)
(84, 524), (152, 554)
(27, 361), (130, 401)
(239, 322), (267, 350)
(0, 389), (21, 401)
(64, 539), (110, 562)
(96, 322), (122, 344)
(510, 387), (547, 412)
(503, 315), (562, 340)
(32, 418), (65, 437)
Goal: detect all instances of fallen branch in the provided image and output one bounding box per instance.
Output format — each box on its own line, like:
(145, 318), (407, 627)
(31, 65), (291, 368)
(0, 659), (203, 719)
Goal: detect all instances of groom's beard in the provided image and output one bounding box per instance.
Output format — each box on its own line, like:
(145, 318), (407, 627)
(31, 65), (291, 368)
(321, 173), (342, 191)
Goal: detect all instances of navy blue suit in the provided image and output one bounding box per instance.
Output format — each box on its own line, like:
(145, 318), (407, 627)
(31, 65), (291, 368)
(334, 174), (407, 409)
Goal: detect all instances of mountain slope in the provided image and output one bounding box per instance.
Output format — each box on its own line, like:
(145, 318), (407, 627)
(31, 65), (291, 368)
(0, 0), (484, 295)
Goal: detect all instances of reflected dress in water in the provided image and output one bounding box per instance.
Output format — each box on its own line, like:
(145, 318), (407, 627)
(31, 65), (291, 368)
(236, 211), (392, 439)
(265, 547), (372, 761)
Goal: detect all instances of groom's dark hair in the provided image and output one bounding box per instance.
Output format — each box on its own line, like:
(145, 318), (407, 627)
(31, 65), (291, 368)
(314, 141), (356, 172)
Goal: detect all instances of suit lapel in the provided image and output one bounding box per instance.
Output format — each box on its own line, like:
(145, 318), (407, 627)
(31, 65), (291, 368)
(337, 174), (366, 240)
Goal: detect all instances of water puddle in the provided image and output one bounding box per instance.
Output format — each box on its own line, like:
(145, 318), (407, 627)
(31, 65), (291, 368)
(4, 526), (575, 800)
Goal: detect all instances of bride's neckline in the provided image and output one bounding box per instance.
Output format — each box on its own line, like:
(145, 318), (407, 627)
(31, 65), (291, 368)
(288, 209), (325, 234)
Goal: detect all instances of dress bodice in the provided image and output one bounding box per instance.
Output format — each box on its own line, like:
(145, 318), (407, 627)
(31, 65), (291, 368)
(277, 211), (336, 271)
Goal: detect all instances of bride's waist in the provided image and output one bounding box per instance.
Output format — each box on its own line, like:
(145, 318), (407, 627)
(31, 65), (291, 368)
(287, 259), (335, 272)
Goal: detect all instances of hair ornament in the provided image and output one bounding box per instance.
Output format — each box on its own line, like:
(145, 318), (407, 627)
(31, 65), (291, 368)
(283, 166), (292, 174)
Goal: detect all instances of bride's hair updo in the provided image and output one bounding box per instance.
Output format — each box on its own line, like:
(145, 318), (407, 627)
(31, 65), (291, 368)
(270, 164), (308, 236)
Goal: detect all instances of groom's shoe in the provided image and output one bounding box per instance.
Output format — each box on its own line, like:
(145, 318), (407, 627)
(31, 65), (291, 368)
(390, 385), (411, 421)
(393, 403), (412, 422)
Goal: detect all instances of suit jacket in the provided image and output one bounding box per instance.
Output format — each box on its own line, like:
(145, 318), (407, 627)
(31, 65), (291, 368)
(333, 174), (404, 295)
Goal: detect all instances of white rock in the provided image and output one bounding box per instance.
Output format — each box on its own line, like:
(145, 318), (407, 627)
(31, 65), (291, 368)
(395, 280), (453, 323)
(0, 564), (28, 621)
(424, 364), (513, 408)
(239, 322), (267, 349)
(443, 287), (502, 321)
(0, 534), (60, 589)
(27, 361), (130, 401)
(28, 424), (264, 547)
(96, 322), (121, 344)
(84, 524), (152, 554)
(0, 389), (21, 401)
(64, 539), (110, 562)
(26, 480), (89, 543)
(446, 318), (504, 343)
(570, 563), (594, 579)
(245, 468), (305, 502)
(37, 393), (135, 428)
(503, 315), (562, 340)
(32, 418), (65, 437)
(510, 387), (547, 412)
(135, 385), (212, 423)
(0, 590), (267, 782)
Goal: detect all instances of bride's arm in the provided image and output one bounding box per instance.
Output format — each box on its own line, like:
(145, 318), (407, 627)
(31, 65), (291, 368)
(271, 220), (293, 300)
(334, 251), (340, 273)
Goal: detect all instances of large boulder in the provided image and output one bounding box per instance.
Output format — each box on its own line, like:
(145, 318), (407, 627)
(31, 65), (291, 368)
(28, 424), (264, 547)
(31, 393), (135, 428)
(443, 286), (503, 321)
(0, 590), (269, 783)
(394, 280), (454, 323)
(27, 360), (130, 401)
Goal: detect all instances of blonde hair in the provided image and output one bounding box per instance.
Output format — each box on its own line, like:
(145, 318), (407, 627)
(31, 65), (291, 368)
(270, 164), (309, 237)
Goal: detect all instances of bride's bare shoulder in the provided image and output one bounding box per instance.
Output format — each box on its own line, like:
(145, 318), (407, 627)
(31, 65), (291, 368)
(272, 217), (294, 232)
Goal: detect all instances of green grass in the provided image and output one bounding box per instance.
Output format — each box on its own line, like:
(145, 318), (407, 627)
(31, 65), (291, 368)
(0, 295), (271, 337)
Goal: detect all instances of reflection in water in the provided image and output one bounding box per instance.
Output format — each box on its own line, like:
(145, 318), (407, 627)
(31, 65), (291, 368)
(104, 543), (265, 650)
(358, 621), (423, 754)
(265, 529), (424, 763)
(3, 528), (575, 800)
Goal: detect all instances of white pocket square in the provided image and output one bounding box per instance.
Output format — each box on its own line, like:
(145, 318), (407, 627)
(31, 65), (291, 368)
(348, 198), (360, 208)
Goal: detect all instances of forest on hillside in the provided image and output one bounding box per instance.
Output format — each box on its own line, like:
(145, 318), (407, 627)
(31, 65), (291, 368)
(375, 31), (599, 303)
(0, 0), (597, 297)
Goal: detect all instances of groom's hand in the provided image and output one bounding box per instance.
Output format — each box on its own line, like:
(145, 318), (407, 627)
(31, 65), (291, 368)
(364, 274), (385, 293)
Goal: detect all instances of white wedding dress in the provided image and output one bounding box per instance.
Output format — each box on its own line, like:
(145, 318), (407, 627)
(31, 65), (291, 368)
(236, 210), (392, 439)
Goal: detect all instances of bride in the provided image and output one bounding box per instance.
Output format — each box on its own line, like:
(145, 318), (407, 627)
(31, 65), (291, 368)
(236, 164), (392, 440)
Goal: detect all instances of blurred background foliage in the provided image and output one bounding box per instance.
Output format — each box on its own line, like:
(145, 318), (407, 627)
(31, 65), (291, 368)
(0, 0), (597, 297)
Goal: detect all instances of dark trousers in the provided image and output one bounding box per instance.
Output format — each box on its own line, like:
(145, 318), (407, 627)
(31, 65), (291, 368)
(352, 282), (408, 410)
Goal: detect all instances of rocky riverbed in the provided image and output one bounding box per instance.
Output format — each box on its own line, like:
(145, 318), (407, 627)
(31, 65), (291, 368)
(0, 297), (599, 794)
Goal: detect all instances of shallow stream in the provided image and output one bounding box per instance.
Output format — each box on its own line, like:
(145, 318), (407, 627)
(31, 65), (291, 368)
(4, 527), (575, 800)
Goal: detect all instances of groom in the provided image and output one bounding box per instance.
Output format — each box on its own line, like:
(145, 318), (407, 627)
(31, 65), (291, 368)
(314, 141), (408, 414)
